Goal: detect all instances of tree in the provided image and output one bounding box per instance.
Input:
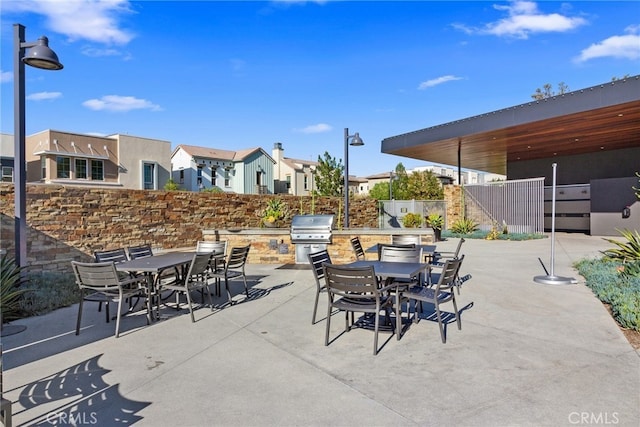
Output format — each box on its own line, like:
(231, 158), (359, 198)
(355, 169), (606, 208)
(314, 151), (344, 197)
(369, 181), (391, 200)
(405, 170), (444, 200)
(391, 163), (410, 200)
(369, 164), (444, 200)
(531, 82), (570, 100)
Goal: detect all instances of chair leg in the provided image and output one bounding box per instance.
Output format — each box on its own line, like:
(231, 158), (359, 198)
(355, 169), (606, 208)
(242, 275), (249, 298)
(373, 309), (380, 356)
(344, 311), (349, 332)
(312, 291), (320, 325)
(105, 301), (110, 323)
(395, 295), (402, 340)
(114, 298), (123, 338)
(185, 289), (195, 323)
(325, 303), (332, 346)
(224, 277), (233, 304)
(435, 303), (445, 343)
(76, 295), (84, 335)
(206, 284), (214, 311)
(452, 295), (461, 330)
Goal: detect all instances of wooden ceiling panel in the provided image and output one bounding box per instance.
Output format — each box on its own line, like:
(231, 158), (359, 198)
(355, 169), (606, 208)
(386, 99), (640, 175)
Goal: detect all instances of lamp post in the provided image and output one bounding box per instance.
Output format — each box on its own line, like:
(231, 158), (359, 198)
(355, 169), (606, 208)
(13, 24), (63, 269)
(343, 128), (364, 228)
(389, 170), (395, 200)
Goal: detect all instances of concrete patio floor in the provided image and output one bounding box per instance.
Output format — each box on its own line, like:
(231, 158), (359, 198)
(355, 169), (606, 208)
(2, 233), (639, 426)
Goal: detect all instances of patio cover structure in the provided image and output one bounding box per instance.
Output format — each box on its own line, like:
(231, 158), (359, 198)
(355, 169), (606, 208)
(381, 75), (640, 183)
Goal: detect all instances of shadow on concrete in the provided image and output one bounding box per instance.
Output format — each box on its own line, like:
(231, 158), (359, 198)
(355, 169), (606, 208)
(8, 354), (149, 426)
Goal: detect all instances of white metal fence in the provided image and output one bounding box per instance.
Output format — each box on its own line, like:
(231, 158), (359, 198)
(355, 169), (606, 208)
(464, 177), (545, 234)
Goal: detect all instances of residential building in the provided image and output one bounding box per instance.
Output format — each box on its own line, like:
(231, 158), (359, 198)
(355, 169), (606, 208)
(172, 144), (276, 194)
(1, 133), (14, 183)
(24, 130), (172, 189)
(271, 142), (318, 196)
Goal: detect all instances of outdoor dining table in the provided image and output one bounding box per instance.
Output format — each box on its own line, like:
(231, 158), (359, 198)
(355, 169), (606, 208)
(115, 251), (195, 323)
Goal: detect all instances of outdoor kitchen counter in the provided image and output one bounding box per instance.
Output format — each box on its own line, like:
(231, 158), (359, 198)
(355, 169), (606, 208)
(202, 228), (435, 265)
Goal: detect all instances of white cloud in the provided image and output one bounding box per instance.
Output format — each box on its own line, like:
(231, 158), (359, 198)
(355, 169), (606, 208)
(576, 26), (640, 62)
(0, 70), (12, 83)
(3, 0), (135, 45)
(27, 91), (62, 101)
(295, 123), (332, 134)
(82, 95), (162, 112)
(418, 75), (463, 90)
(454, 1), (587, 39)
(81, 46), (129, 58)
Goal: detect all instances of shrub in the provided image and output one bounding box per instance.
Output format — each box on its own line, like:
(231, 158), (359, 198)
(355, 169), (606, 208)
(602, 229), (640, 279)
(1, 255), (30, 322)
(401, 212), (423, 228)
(450, 218), (479, 234)
(20, 272), (80, 316)
(425, 213), (443, 230)
(575, 258), (640, 331)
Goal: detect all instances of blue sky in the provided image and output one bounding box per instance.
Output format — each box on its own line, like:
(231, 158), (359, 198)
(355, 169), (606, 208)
(1, 1), (639, 177)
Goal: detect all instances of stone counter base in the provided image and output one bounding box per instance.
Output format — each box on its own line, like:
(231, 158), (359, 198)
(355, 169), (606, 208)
(203, 229), (435, 264)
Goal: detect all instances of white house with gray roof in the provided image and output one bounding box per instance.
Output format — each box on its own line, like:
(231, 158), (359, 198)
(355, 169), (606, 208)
(171, 144), (276, 194)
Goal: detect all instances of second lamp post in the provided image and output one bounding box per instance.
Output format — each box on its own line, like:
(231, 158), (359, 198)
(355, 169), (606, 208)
(343, 128), (364, 228)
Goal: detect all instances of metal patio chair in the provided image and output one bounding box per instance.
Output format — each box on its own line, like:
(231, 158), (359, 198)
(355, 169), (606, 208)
(158, 252), (214, 323)
(404, 256), (464, 343)
(210, 245), (251, 304)
(72, 260), (146, 338)
(323, 264), (395, 355)
(307, 249), (332, 325)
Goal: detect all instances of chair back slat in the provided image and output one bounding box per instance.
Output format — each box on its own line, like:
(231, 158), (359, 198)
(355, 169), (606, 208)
(308, 250), (331, 283)
(324, 264), (380, 299)
(72, 261), (121, 291)
(186, 253), (213, 278)
(436, 256), (464, 292)
(377, 243), (415, 260)
(350, 237), (366, 260)
(128, 244), (153, 259)
(380, 246), (423, 263)
(391, 234), (421, 246)
(94, 248), (128, 263)
(226, 245), (250, 269)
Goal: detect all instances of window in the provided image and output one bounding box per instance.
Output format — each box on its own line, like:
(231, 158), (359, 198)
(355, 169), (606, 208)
(285, 174), (291, 190)
(211, 167), (217, 186)
(304, 175), (308, 190)
(224, 169), (230, 187)
(75, 158), (88, 179)
(1, 166), (13, 183)
(179, 169), (184, 184)
(57, 156), (70, 178)
(41, 158), (46, 179)
(91, 160), (104, 180)
(143, 162), (155, 189)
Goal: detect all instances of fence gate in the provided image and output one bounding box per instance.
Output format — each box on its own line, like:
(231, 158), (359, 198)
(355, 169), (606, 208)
(464, 177), (545, 234)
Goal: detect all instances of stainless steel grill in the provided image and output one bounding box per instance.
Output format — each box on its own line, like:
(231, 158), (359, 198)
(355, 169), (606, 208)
(290, 214), (334, 263)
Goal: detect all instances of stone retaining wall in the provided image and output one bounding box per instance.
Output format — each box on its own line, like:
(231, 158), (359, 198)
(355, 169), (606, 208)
(0, 184), (380, 272)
